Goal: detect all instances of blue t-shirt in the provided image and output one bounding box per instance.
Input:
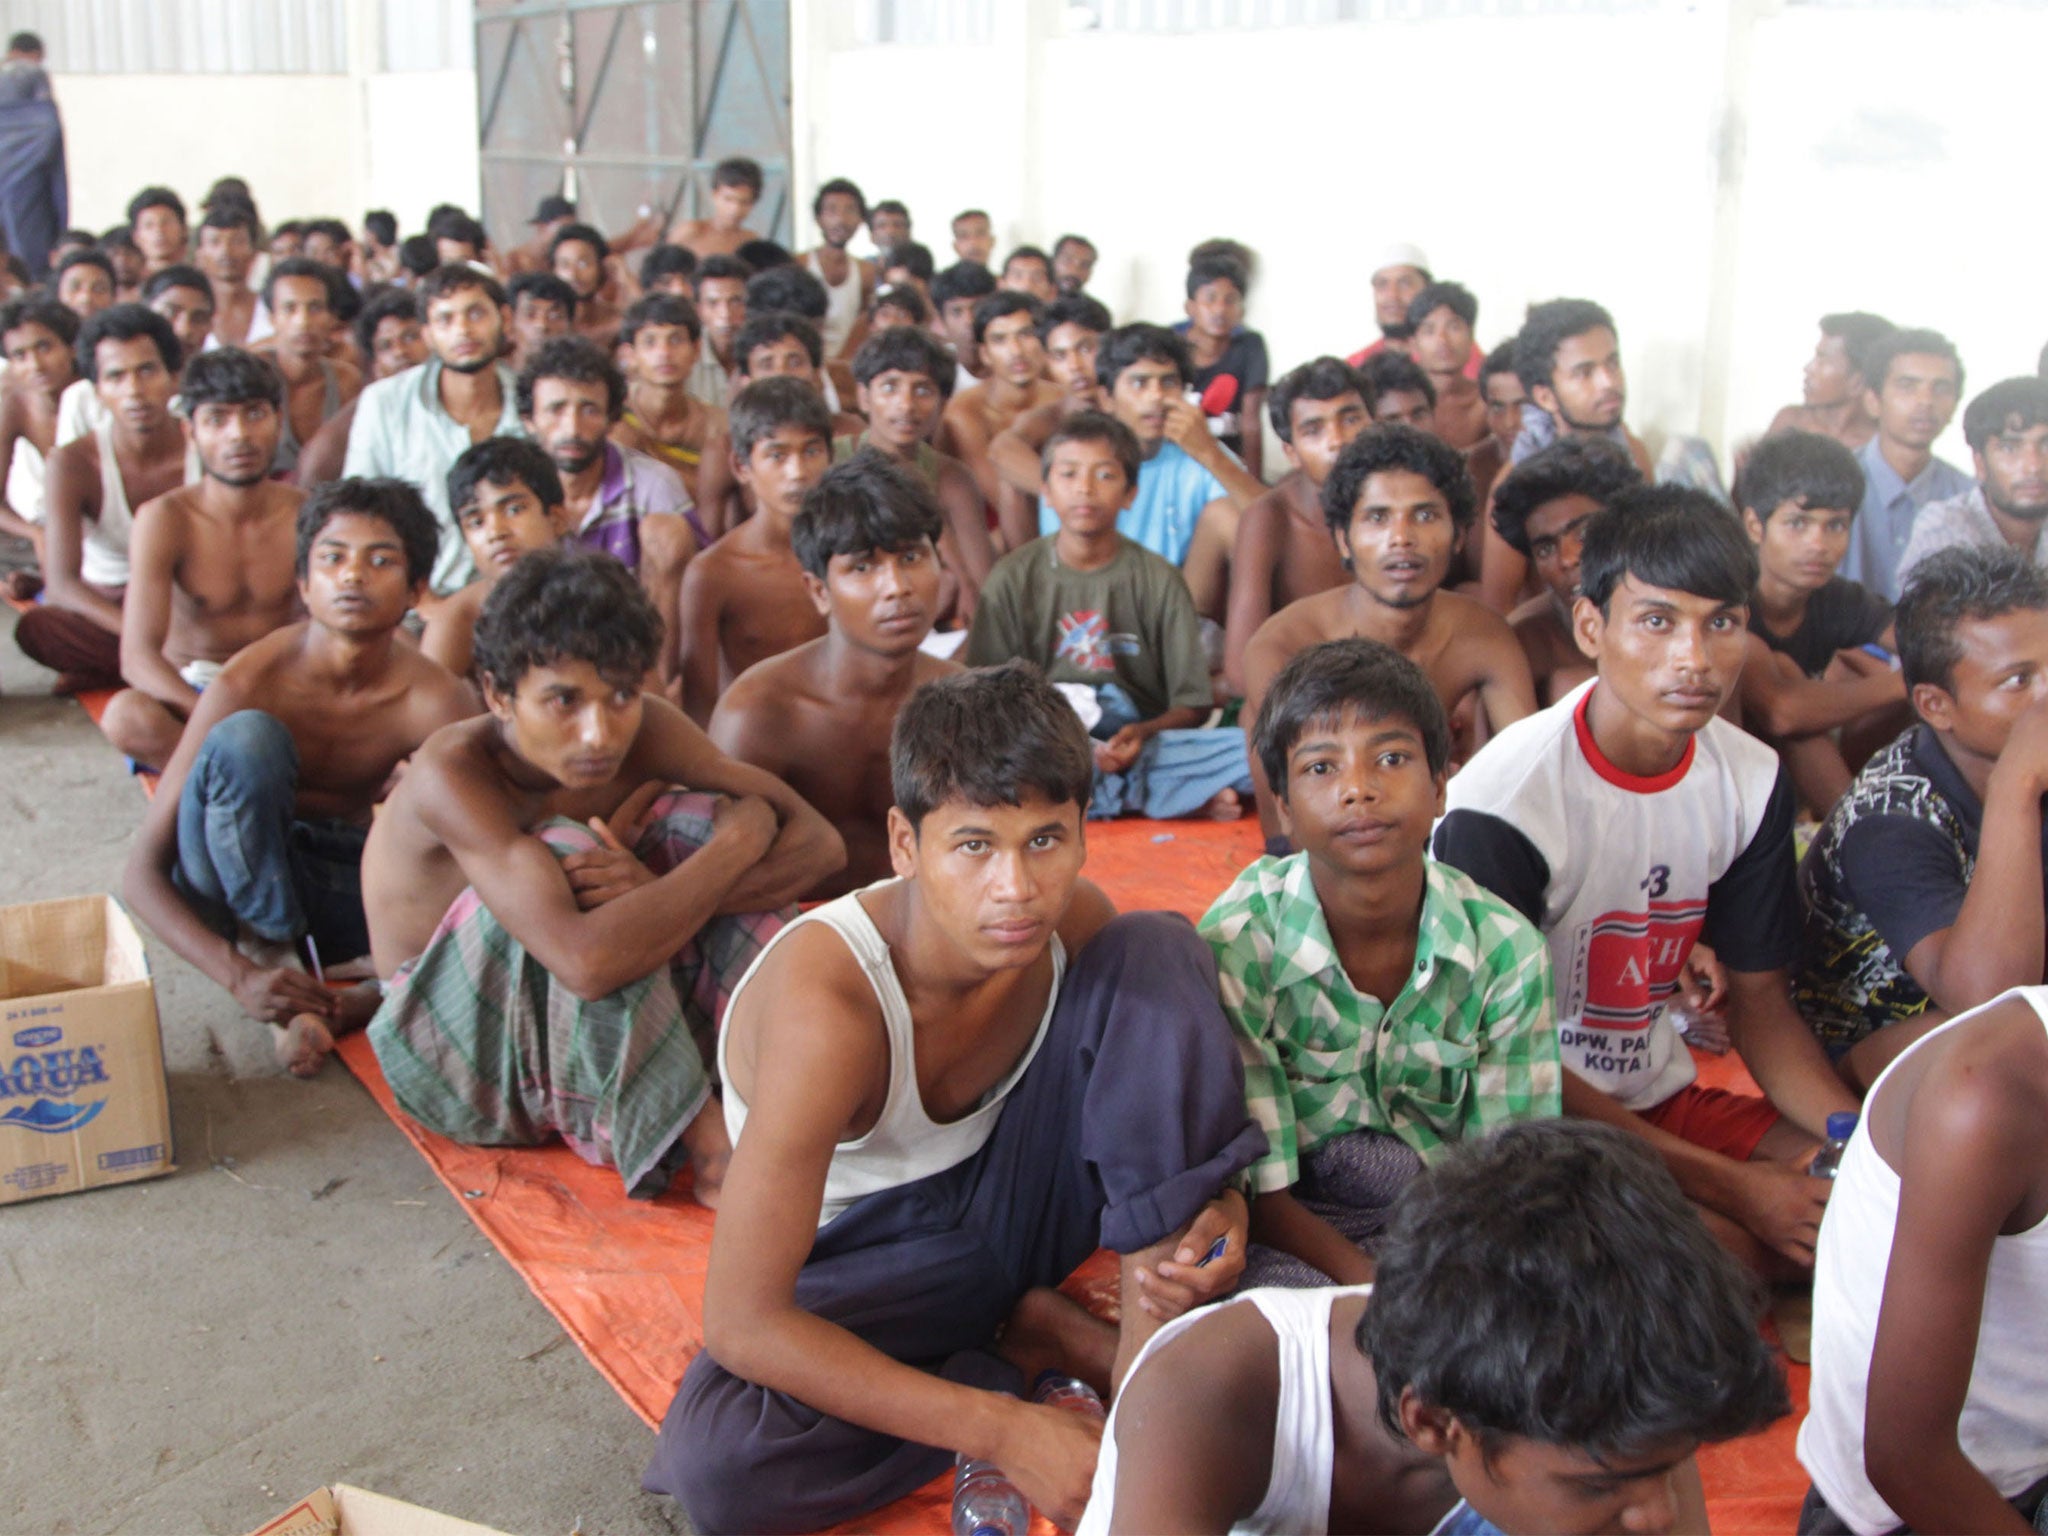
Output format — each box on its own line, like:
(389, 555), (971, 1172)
(1038, 439), (1231, 565)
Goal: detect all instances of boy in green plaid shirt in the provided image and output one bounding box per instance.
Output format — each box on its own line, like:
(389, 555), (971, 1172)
(1201, 639), (1561, 1286)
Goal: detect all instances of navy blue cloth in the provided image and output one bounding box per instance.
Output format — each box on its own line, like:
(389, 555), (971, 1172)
(0, 65), (65, 278)
(644, 910), (1267, 1534)
(174, 709), (370, 962)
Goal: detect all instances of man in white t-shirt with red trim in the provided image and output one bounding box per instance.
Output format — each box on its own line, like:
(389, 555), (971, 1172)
(1436, 485), (1861, 1272)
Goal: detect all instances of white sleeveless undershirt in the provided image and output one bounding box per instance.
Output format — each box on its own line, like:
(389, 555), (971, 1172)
(803, 249), (863, 358)
(77, 415), (136, 588)
(719, 879), (1065, 1228)
(1798, 986), (2048, 1535)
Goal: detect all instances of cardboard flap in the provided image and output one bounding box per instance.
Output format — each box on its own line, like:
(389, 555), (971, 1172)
(0, 895), (109, 1000)
(244, 1485), (513, 1536)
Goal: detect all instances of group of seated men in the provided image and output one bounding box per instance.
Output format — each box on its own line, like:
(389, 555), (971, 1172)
(1, 157), (2045, 1536)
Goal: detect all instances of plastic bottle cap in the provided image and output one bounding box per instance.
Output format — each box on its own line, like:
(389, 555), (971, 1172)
(1825, 1111), (1859, 1140)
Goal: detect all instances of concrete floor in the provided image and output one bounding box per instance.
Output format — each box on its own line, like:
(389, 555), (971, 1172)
(0, 606), (686, 1536)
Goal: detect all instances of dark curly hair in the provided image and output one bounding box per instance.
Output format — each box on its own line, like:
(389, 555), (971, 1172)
(515, 334), (627, 422)
(294, 477), (439, 588)
(1491, 436), (1644, 555)
(473, 545), (661, 697)
(1321, 422), (1476, 534)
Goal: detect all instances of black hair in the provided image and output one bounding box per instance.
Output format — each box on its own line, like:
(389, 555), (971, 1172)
(1321, 423), (1476, 534)
(126, 186), (186, 228)
(1896, 544), (2048, 694)
(1002, 244), (1052, 279)
(55, 248), (114, 288)
(1863, 326), (1964, 399)
(812, 176), (868, 220)
(1185, 253), (1248, 302)
(1514, 298), (1617, 395)
(416, 263), (508, 313)
(621, 291), (702, 346)
(397, 235), (439, 280)
(140, 263), (208, 305)
(294, 476), (439, 588)
(1268, 356), (1369, 443)
(735, 238), (793, 272)
(879, 241), (935, 283)
(972, 289), (1042, 345)
(7, 32), (42, 56)
(693, 253), (753, 293)
(1818, 311), (1895, 383)
(199, 201), (259, 241)
(870, 198), (910, 223)
(873, 284), (929, 326)
(301, 218), (351, 249)
(1364, 1122), (1786, 1462)
(1490, 437), (1644, 555)
(55, 228), (97, 251)
(728, 375), (833, 461)
(260, 255), (344, 314)
(747, 264), (829, 322)
(548, 222), (609, 265)
(1253, 638), (1451, 793)
(930, 261), (997, 310)
(362, 209), (398, 248)
(1358, 350), (1438, 414)
(1041, 409), (1142, 487)
(1478, 337), (1520, 392)
(1094, 321), (1190, 392)
(180, 346), (285, 411)
(448, 436), (565, 520)
(1961, 376), (2048, 455)
(892, 661), (1094, 827)
(1578, 485), (1757, 616)
(1734, 430), (1864, 524)
(640, 243), (697, 285)
(424, 204), (470, 238)
(710, 156), (764, 195)
(735, 311), (824, 373)
(354, 285), (418, 361)
(515, 334), (627, 422)
(506, 269), (579, 321)
(473, 545), (661, 697)
(1036, 293), (1112, 343)
(0, 295), (75, 348)
(99, 226), (139, 255)
(1052, 233), (1096, 260)
(270, 219), (305, 243)
(791, 449), (947, 580)
(76, 303), (180, 382)
(1405, 280), (1477, 333)
(435, 213), (488, 255)
(852, 325), (956, 399)
(952, 208), (990, 229)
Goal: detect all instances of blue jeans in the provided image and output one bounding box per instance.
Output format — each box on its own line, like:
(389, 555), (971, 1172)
(174, 709), (371, 962)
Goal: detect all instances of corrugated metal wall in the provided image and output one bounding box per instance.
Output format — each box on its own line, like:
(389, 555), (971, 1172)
(0, 0), (472, 75)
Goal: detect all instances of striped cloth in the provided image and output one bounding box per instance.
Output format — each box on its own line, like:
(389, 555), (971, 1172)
(367, 791), (790, 1194)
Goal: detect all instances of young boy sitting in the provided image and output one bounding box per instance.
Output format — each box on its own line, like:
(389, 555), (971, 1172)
(1176, 250), (1269, 476)
(1435, 486), (1861, 1273)
(420, 438), (572, 679)
(967, 411), (1252, 820)
(1797, 545), (2048, 1090)
(361, 546), (843, 1201)
(643, 662), (1265, 1533)
(1734, 429), (1905, 812)
(676, 375), (834, 722)
(1797, 987), (2048, 1535)
(1487, 435), (1643, 706)
(1206, 639), (1559, 1289)
(710, 452), (961, 899)
(1079, 1122), (1788, 1536)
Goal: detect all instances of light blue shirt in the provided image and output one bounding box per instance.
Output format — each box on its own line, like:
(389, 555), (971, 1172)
(342, 358), (526, 596)
(1840, 434), (1974, 602)
(1038, 439), (1231, 566)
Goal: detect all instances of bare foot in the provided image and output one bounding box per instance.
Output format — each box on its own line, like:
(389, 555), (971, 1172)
(682, 1096), (731, 1211)
(331, 982), (382, 1035)
(3, 570), (39, 601)
(1199, 787), (1242, 822)
(273, 1013), (335, 1078)
(997, 1286), (1117, 1398)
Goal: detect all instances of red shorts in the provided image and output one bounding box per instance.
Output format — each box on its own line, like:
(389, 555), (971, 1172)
(1640, 1083), (1780, 1161)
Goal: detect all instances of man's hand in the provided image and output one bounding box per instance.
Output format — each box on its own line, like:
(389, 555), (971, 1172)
(711, 791), (780, 856)
(1134, 1186), (1248, 1319)
(1682, 943), (1728, 1013)
(1160, 397), (1216, 461)
(606, 778), (671, 847)
(231, 962), (336, 1025)
(1731, 1160), (1830, 1265)
(992, 1398), (1103, 1532)
(1991, 692), (2048, 798)
(561, 819), (658, 910)
(1092, 726), (1146, 776)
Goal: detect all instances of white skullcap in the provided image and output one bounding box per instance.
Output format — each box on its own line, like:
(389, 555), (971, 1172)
(1374, 242), (1432, 276)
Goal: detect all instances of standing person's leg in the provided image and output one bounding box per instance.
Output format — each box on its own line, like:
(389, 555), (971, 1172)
(172, 709), (306, 944)
(14, 604), (122, 690)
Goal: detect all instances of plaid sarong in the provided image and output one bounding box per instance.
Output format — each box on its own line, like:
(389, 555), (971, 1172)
(366, 791), (790, 1193)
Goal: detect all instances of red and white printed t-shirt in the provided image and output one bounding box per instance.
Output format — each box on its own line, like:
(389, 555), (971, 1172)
(1432, 680), (1799, 1113)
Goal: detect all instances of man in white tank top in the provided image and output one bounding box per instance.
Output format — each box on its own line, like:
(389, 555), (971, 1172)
(1797, 988), (2048, 1534)
(801, 176), (875, 362)
(1085, 1123), (1787, 1536)
(645, 662), (1268, 1534)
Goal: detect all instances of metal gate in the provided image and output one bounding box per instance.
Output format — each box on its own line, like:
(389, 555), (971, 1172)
(473, 0), (792, 258)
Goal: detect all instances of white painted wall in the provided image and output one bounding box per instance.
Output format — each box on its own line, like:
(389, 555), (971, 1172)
(792, 0), (2044, 474)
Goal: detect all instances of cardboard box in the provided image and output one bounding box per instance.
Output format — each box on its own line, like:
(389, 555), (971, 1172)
(245, 1485), (515, 1536)
(0, 895), (172, 1204)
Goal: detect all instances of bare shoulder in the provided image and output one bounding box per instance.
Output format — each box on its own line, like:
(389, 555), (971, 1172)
(1436, 588), (1518, 641)
(1253, 587), (1339, 652)
(1057, 876), (1118, 948)
(914, 649), (964, 683)
(711, 646), (808, 741)
(397, 644), (482, 726)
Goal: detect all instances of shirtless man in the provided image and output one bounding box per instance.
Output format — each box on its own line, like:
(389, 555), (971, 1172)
(697, 312), (865, 536)
(611, 292), (724, 501)
(643, 661), (1262, 1533)
(101, 350), (304, 769)
(142, 264), (216, 367)
(54, 250), (115, 322)
(1408, 281), (1486, 449)
(1464, 339), (1524, 512)
(14, 305), (186, 691)
(668, 157), (762, 261)
(504, 271), (577, 369)
(867, 199), (911, 253)
(551, 224), (623, 345)
(711, 453), (959, 898)
(1052, 233), (1098, 296)
(257, 258), (361, 481)
(638, 243), (696, 299)
(985, 295), (1115, 542)
(294, 288), (426, 491)
(1489, 436), (1644, 706)
(941, 291), (1060, 511)
(196, 200), (262, 348)
(1243, 422), (1538, 846)
(1767, 311), (1895, 450)
(803, 178), (877, 362)
(951, 207), (996, 268)
(127, 186), (188, 277)
(1359, 351), (1439, 433)
(121, 478), (477, 1076)
(1000, 245), (1058, 306)
(931, 259), (997, 381)
(421, 439), (572, 679)
(361, 546), (841, 1197)
(0, 297), (76, 596)
(504, 194), (575, 277)
(1222, 357), (1370, 692)
(677, 376), (834, 721)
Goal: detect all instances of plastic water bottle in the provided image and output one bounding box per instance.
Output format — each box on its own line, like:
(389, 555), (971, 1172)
(1809, 1112), (1858, 1179)
(1032, 1371), (1106, 1421)
(952, 1456), (1030, 1536)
